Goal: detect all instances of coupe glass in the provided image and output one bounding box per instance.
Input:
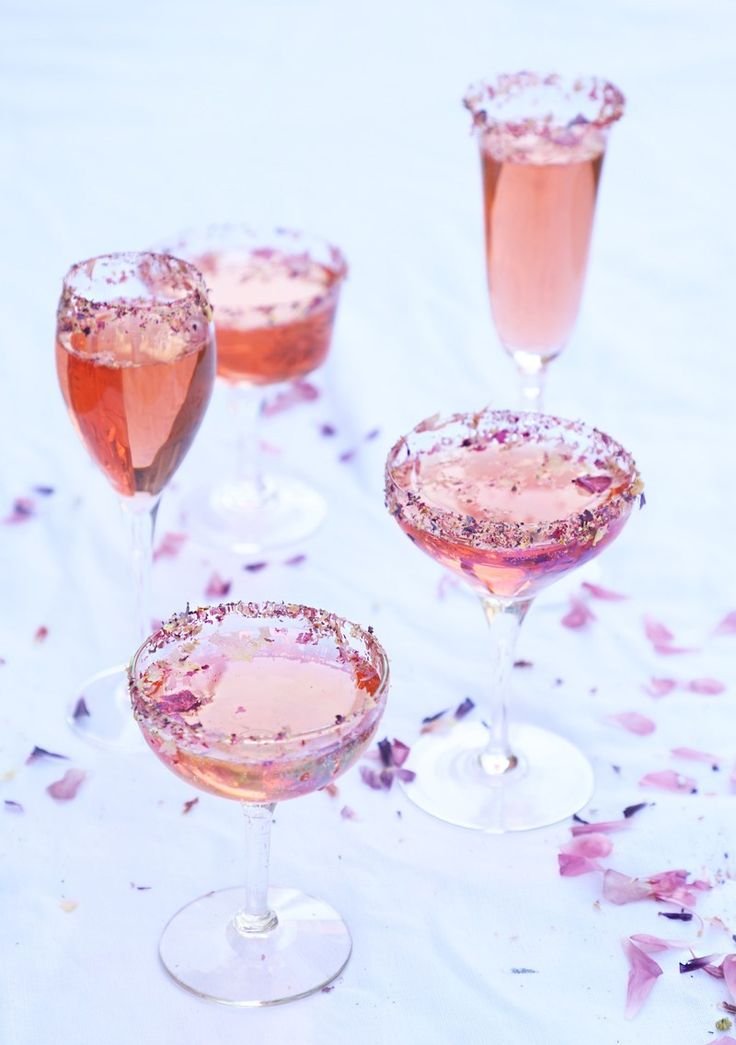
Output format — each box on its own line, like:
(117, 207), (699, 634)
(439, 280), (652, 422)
(55, 253), (215, 746)
(463, 73), (625, 409)
(129, 601), (389, 1005)
(159, 225), (348, 555)
(385, 408), (642, 832)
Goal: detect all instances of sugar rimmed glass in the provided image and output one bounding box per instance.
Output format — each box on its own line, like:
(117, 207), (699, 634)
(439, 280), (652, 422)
(385, 408), (642, 832)
(56, 253), (215, 747)
(463, 73), (625, 409)
(129, 601), (389, 1005)
(157, 225), (348, 555)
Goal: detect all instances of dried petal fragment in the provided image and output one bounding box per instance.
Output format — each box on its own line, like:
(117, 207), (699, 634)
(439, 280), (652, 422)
(561, 596), (596, 629)
(204, 572), (231, 598)
(679, 953), (721, 973)
(581, 581), (628, 601)
(671, 747), (720, 767)
(153, 532), (187, 562)
(714, 612), (736, 636)
(644, 616), (675, 645)
(573, 475), (612, 494)
(244, 562), (268, 573)
(571, 819), (629, 836)
(608, 711), (656, 736)
(623, 803), (649, 819)
(182, 797), (198, 814)
(4, 800), (23, 813)
(262, 379), (319, 416)
(34, 626), (48, 643)
(283, 554), (306, 566)
(643, 677), (677, 698)
(686, 678), (726, 695)
(623, 937), (663, 1019)
(639, 770), (697, 794)
(46, 768), (86, 801)
(630, 934), (690, 952)
(26, 746), (69, 764)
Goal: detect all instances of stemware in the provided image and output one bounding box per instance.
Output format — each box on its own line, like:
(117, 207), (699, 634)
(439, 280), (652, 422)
(129, 601), (389, 1005)
(159, 225), (347, 555)
(55, 252), (215, 746)
(463, 73), (625, 409)
(385, 408), (642, 832)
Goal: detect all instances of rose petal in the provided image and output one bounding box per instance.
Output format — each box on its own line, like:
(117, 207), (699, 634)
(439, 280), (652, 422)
(640, 770), (697, 793)
(679, 953), (722, 973)
(573, 475), (612, 494)
(454, 697), (475, 719)
(26, 746), (69, 764)
(630, 933), (691, 954)
(653, 643), (698, 656)
(340, 805), (357, 820)
(153, 532), (187, 562)
(608, 712), (656, 736)
(319, 423), (337, 437)
(561, 596), (596, 629)
(623, 937), (663, 1019)
(182, 797), (199, 814)
(581, 581), (628, 601)
(723, 955), (736, 1003)
(714, 612), (736, 636)
(4, 800), (23, 813)
(3, 496), (35, 524)
(359, 766), (384, 791)
(604, 870), (654, 905)
(572, 819), (630, 836)
(643, 678), (678, 698)
(623, 803), (650, 819)
(72, 697), (90, 720)
(283, 554), (306, 567)
(709, 1037), (736, 1045)
(243, 562), (268, 573)
(558, 853), (602, 877)
(644, 616), (675, 645)
(391, 739), (411, 767)
(262, 379), (320, 416)
(562, 832), (613, 859)
(46, 768), (86, 801)
(204, 572), (231, 598)
(377, 738), (393, 767)
(671, 747), (721, 767)
(685, 678), (726, 695)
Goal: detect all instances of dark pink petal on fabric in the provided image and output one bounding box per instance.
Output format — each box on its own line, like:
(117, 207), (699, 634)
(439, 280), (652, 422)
(283, 554), (306, 566)
(608, 712), (656, 736)
(623, 937), (662, 1019)
(571, 819), (629, 836)
(685, 678), (726, 695)
(34, 626), (48, 643)
(153, 532), (187, 562)
(204, 572), (231, 598)
(26, 746), (68, 764)
(640, 770), (697, 793)
(46, 768), (86, 801)
(581, 581), (628, 601)
(709, 1037), (736, 1045)
(643, 678), (678, 698)
(629, 934), (690, 954)
(722, 954), (736, 1002)
(262, 379), (320, 417)
(671, 747), (721, 766)
(359, 766), (384, 790)
(603, 870), (653, 905)
(561, 597), (596, 629)
(714, 611), (736, 636)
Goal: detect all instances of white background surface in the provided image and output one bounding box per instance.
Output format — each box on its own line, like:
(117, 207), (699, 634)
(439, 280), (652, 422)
(1, 1), (735, 1042)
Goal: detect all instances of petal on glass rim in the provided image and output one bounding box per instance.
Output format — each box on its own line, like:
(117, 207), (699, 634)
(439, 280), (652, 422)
(558, 853), (602, 877)
(561, 597), (596, 629)
(629, 933), (691, 953)
(3, 497), (35, 524)
(262, 379), (320, 417)
(639, 770), (697, 794)
(644, 616), (675, 645)
(26, 746), (69, 764)
(623, 937), (663, 1019)
(581, 581), (628, 601)
(608, 712), (656, 736)
(46, 768), (86, 801)
(561, 832), (613, 858)
(573, 475), (612, 494)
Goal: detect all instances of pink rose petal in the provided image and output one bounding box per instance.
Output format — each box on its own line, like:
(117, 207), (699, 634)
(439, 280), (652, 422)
(204, 572), (231, 598)
(644, 616), (675, 645)
(608, 711), (656, 736)
(3, 496), (36, 524)
(643, 677), (678, 698)
(153, 532), (187, 562)
(581, 581), (628, 601)
(639, 770), (697, 793)
(714, 611), (736, 636)
(604, 870), (653, 905)
(34, 626), (48, 643)
(685, 678), (726, 695)
(561, 596), (596, 629)
(262, 379), (319, 417)
(340, 805), (356, 820)
(723, 954), (736, 1003)
(562, 833), (613, 859)
(573, 474), (612, 494)
(671, 747), (721, 767)
(558, 853), (602, 877)
(629, 934), (690, 954)
(623, 937), (662, 1018)
(46, 768), (86, 801)
(571, 819), (629, 836)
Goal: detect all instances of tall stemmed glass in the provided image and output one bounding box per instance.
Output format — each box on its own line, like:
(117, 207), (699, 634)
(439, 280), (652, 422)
(160, 226), (348, 554)
(385, 408), (642, 832)
(56, 253), (215, 746)
(463, 73), (625, 409)
(129, 601), (389, 1005)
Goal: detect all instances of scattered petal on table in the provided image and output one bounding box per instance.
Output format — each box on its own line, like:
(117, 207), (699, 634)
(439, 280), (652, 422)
(573, 475), (612, 494)
(679, 953), (722, 974)
(153, 532), (187, 562)
(608, 711), (656, 736)
(283, 554), (307, 566)
(454, 697), (475, 719)
(558, 853), (602, 877)
(243, 562), (268, 573)
(72, 697), (90, 720)
(572, 819), (629, 836)
(658, 910), (693, 921)
(714, 611), (736, 636)
(623, 803), (650, 819)
(639, 770), (697, 793)
(33, 626), (48, 643)
(4, 497), (36, 523)
(604, 870), (653, 905)
(204, 572), (231, 598)
(262, 379), (319, 416)
(561, 596), (596, 629)
(623, 937), (663, 1019)
(581, 581), (628, 601)
(319, 422), (336, 437)
(723, 955), (736, 1003)
(643, 678), (678, 698)
(685, 678), (726, 695)
(671, 747), (721, 767)
(561, 833), (613, 860)
(26, 746), (69, 764)
(46, 768), (86, 801)
(629, 933), (691, 953)
(708, 1037), (736, 1045)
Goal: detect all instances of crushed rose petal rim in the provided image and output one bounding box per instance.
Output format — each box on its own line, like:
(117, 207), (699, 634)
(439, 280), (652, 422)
(385, 409), (642, 552)
(128, 601), (390, 753)
(463, 72), (625, 149)
(57, 252), (213, 342)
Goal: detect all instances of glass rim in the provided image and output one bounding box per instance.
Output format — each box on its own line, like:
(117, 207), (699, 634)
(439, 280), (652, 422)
(463, 72), (626, 134)
(384, 408), (643, 553)
(128, 600), (390, 751)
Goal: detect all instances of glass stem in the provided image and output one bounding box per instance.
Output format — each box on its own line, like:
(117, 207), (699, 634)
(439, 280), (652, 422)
(121, 496), (160, 646)
(234, 802), (278, 935)
(232, 383), (265, 495)
(513, 351), (549, 412)
(477, 595), (532, 777)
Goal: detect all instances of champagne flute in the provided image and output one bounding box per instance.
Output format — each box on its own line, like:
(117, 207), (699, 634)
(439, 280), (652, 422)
(56, 252), (215, 746)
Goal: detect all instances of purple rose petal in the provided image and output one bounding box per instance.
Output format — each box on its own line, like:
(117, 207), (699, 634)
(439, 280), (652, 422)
(573, 475), (612, 494)
(454, 697), (475, 719)
(26, 746), (69, 764)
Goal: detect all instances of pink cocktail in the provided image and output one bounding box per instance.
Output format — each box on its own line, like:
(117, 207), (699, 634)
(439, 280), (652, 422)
(386, 409), (642, 832)
(130, 601), (389, 1005)
(464, 73), (625, 408)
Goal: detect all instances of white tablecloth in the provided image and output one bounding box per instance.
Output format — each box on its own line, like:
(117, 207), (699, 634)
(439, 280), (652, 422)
(2, 2), (735, 1042)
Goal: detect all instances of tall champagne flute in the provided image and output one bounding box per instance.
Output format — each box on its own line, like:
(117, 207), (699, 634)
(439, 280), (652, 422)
(56, 253), (216, 746)
(129, 601), (390, 1005)
(463, 73), (625, 409)
(158, 225), (348, 555)
(385, 408), (642, 832)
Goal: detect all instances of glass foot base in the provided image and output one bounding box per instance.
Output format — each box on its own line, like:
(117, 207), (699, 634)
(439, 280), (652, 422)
(159, 886), (351, 1006)
(66, 666), (144, 752)
(403, 720), (594, 833)
(183, 475), (327, 556)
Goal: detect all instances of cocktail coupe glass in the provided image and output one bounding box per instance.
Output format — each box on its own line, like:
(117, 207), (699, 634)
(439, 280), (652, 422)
(463, 73), (625, 410)
(159, 225), (348, 555)
(385, 408), (642, 832)
(55, 253), (216, 747)
(129, 601), (389, 1005)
